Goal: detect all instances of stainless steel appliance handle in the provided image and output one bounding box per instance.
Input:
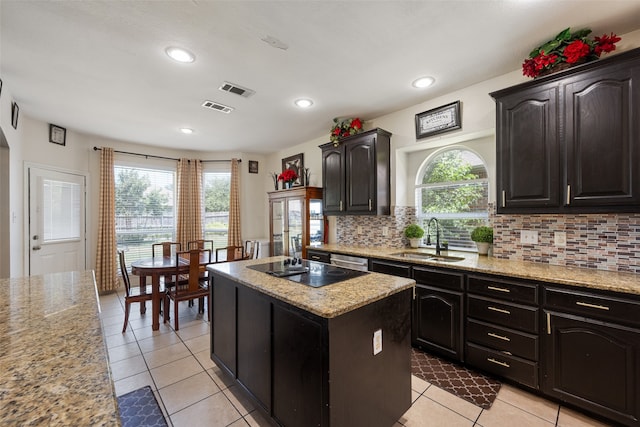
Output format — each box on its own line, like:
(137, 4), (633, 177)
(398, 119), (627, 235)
(332, 259), (367, 267)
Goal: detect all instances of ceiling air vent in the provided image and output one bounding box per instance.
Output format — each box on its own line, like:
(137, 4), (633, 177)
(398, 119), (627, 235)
(218, 81), (255, 98)
(201, 100), (234, 114)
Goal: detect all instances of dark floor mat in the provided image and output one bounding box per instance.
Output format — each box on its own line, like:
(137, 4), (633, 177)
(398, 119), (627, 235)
(117, 386), (168, 427)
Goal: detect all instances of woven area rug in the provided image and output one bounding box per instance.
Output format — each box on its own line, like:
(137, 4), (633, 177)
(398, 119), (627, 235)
(411, 348), (501, 409)
(118, 386), (168, 427)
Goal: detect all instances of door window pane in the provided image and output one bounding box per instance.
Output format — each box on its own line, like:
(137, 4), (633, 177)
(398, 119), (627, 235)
(43, 179), (81, 241)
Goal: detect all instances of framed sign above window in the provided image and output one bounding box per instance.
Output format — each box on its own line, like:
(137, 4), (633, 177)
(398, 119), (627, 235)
(415, 100), (461, 139)
(248, 160), (259, 174)
(49, 124), (67, 146)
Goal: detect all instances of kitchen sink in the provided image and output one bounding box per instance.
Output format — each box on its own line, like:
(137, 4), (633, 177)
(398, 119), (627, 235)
(389, 252), (466, 263)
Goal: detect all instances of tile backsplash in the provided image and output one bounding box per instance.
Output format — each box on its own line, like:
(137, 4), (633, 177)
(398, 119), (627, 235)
(335, 205), (640, 273)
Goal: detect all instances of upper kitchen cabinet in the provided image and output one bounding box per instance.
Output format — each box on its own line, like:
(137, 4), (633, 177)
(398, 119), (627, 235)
(319, 128), (391, 215)
(491, 47), (640, 213)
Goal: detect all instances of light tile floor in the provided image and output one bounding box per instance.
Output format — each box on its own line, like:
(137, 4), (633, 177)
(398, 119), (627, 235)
(100, 291), (613, 427)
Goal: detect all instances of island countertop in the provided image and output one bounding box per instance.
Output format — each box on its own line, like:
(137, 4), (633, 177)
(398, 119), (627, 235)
(0, 271), (120, 426)
(310, 244), (640, 296)
(207, 256), (415, 318)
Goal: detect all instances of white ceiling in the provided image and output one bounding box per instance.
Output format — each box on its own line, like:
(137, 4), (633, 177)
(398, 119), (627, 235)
(2, 1), (640, 154)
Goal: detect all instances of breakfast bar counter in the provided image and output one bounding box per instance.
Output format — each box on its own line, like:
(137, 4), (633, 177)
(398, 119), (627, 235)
(0, 271), (120, 426)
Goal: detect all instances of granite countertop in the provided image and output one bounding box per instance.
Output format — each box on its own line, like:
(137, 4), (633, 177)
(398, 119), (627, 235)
(311, 244), (640, 296)
(207, 256), (415, 318)
(0, 271), (120, 426)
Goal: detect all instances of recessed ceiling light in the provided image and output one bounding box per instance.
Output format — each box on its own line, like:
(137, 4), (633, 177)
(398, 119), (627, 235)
(295, 98), (314, 108)
(412, 76), (435, 88)
(165, 47), (195, 63)
(180, 128), (194, 134)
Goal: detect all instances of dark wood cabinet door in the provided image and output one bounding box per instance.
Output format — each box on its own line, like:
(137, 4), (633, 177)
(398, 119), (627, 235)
(237, 286), (271, 412)
(495, 84), (560, 211)
(413, 284), (464, 362)
(211, 275), (237, 375)
(542, 311), (640, 426)
(564, 63), (640, 207)
(272, 304), (323, 427)
(370, 259), (411, 277)
(321, 147), (343, 215)
(345, 135), (376, 213)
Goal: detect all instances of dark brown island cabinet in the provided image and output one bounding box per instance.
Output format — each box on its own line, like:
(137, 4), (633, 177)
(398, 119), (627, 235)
(209, 270), (413, 427)
(319, 128), (391, 216)
(491, 46), (640, 214)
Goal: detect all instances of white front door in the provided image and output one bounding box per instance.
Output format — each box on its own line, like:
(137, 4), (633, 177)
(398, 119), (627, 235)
(28, 166), (86, 275)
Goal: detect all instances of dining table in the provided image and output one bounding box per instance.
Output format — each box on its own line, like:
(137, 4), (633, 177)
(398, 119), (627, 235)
(131, 253), (211, 330)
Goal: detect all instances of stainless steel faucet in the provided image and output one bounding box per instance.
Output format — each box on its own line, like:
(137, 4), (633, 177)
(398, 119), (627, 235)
(426, 217), (441, 256)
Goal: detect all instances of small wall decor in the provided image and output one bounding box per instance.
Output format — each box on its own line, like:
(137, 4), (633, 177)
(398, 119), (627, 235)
(415, 100), (461, 139)
(281, 153), (304, 187)
(248, 160), (258, 174)
(49, 124), (66, 146)
(11, 102), (19, 129)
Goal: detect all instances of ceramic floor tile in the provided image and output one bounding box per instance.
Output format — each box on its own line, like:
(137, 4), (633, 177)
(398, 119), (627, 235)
(138, 331), (181, 353)
(476, 399), (555, 427)
(144, 342), (191, 369)
(158, 372), (221, 415)
(175, 321), (210, 341)
(556, 406), (611, 427)
(208, 366), (235, 391)
(105, 329), (137, 348)
(228, 419), (250, 427)
(411, 374), (430, 394)
(183, 334), (210, 353)
(107, 341), (142, 363)
(100, 312), (124, 327)
(151, 355), (204, 389)
(496, 384), (559, 424)
(102, 320), (127, 337)
(133, 322), (173, 341)
(110, 354), (148, 382)
(412, 390), (421, 403)
(400, 395), (475, 426)
(193, 349), (216, 370)
(169, 392), (243, 427)
(113, 371), (156, 396)
(223, 384), (256, 416)
(423, 385), (482, 421)
(245, 409), (271, 427)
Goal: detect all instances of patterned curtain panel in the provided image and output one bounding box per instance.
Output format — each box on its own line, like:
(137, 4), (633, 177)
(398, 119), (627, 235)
(228, 158), (242, 246)
(176, 159), (203, 249)
(95, 147), (118, 292)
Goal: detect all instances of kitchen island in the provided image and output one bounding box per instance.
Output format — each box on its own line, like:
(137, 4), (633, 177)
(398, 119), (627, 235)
(0, 271), (120, 426)
(207, 257), (415, 427)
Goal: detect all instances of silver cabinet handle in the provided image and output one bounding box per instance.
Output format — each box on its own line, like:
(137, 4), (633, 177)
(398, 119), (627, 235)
(339, 200), (343, 211)
(487, 358), (510, 368)
(488, 306), (511, 315)
(501, 190), (506, 208)
(368, 199), (372, 211)
(310, 255), (320, 260)
(546, 312), (551, 335)
(566, 184), (571, 205)
(488, 332), (511, 342)
(488, 286), (510, 293)
(576, 301), (610, 311)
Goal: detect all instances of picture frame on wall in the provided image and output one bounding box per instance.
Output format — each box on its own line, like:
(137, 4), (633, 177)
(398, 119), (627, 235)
(415, 100), (461, 139)
(11, 102), (19, 129)
(248, 160), (259, 174)
(281, 153), (304, 187)
(49, 124), (67, 146)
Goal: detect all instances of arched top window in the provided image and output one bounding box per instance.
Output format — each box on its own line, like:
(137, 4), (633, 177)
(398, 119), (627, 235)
(415, 148), (489, 250)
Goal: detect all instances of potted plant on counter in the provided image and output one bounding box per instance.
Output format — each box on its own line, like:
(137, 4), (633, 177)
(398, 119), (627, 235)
(470, 226), (493, 255)
(404, 224), (425, 248)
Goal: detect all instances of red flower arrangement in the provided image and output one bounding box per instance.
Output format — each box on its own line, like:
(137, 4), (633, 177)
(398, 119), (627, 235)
(522, 28), (621, 78)
(278, 168), (298, 183)
(330, 117), (364, 145)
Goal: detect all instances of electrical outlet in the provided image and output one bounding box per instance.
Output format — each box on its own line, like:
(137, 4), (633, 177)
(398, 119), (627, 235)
(357, 226), (363, 235)
(373, 329), (382, 355)
(520, 230), (538, 244)
(382, 226), (389, 236)
(554, 231), (567, 247)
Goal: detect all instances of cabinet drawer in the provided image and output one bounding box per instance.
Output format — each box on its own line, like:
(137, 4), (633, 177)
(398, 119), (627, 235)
(467, 318), (538, 361)
(370, 259), (411, 278)
(466, 342), (538, 389)
(467, 295), (539, 333)
(306, 250), (331, 264)
(468, 275), (538, 304)
(544, 286), (640, 328)
(413, 267), (464, 291)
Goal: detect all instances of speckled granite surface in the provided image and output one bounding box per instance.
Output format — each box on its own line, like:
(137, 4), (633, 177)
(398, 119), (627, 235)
(0, 271), (121, 426)
(311, 244), (640, 296)
(207, 257), (415, 318)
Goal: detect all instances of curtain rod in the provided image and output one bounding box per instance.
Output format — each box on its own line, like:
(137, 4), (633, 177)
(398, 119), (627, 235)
(92, 146), (241, 163)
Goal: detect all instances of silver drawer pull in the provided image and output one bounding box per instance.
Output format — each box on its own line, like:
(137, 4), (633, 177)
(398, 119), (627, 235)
(502, 351), (512, 356)
(487, 358), (510, 368)
(576, 301), (610, 311)
(487, 286), (510, 293)
(488, 306), (511, 315)
(311, 256), (320, 260)
(488, 332), (511, 342)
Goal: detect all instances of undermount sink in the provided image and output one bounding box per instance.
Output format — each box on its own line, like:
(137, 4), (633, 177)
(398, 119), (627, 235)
(390, 252), (466, 263)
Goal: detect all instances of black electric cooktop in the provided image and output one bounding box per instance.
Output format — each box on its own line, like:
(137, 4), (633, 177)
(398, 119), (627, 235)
(248, 259), (368, 288)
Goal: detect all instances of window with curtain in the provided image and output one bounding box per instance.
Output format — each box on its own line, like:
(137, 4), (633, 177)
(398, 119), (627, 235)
(415, 148), (489, 250)
(203, 164), (231, 248)
(114, 165), (175, 262)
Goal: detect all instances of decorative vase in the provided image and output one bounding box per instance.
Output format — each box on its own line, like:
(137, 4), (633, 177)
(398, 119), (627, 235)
(475, 242), (490, 256)
(284, 181), (292, 189)
(409, 238), (421, 248)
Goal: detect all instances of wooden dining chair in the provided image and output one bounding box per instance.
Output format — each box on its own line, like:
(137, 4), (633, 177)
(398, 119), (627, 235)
(119, 250), (153, 333)
(215, 245), (245, 263)
(164, 248), (211, 331)
(244, 240), (260, 259)
(187, 239), (214, 262)
(152, 241), (183, 288)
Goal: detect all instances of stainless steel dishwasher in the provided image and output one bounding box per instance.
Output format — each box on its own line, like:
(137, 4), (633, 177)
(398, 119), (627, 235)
(330, 253), (369, 271)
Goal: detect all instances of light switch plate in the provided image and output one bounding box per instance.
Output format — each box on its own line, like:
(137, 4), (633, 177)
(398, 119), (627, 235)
(373, 329), (382, 355)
